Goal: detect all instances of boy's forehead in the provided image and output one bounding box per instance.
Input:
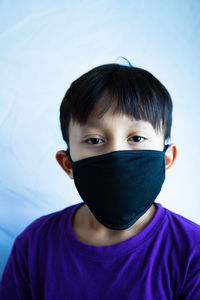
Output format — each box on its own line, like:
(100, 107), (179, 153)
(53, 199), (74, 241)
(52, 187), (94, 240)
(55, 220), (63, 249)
(73, 115), (153, 131)
(83, 116), (140, 127)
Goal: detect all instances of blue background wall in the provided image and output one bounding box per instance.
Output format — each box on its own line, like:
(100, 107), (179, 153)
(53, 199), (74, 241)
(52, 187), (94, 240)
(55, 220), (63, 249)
(0, 0), (200, 277)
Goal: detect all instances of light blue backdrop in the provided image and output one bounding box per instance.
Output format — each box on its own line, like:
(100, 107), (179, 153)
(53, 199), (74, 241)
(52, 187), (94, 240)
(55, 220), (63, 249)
(0, 0), (199, 277)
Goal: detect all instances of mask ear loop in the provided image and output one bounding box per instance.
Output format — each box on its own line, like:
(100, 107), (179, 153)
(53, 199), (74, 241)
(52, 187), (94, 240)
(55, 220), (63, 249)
(65, 148), (74, 164)
(164, 144), (170, 153)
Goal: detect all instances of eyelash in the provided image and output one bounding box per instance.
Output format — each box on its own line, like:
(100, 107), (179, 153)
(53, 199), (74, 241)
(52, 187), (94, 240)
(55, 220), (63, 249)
(84, 136), (146, 145)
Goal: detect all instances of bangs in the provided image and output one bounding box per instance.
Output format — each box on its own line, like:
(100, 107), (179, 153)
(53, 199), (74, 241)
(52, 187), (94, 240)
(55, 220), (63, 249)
(87, 89), (163, 136)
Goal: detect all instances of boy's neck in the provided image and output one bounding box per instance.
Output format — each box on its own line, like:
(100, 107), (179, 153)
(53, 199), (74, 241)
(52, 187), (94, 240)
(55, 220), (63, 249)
(72, 203), (157, 246)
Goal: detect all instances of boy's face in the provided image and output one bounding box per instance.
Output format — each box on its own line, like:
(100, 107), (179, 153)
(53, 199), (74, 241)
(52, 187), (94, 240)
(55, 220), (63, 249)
(56, 99), (177, 236)
(68, 100), (165, 163)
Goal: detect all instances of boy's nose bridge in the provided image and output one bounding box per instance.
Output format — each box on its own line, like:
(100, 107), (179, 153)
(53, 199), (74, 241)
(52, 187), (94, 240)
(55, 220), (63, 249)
(104, 132), (137, 151)
(106, 140), (130, 152)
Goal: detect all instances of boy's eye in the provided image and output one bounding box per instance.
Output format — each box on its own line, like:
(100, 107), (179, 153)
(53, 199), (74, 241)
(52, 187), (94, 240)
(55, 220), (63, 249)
(84, 136), (145, 144)
(85, 138), (104, 144)
(129, 136), (145, 143)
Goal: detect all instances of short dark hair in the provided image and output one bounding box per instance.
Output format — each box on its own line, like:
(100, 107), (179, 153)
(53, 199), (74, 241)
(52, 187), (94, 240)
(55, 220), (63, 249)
(59, 62), (173, 147)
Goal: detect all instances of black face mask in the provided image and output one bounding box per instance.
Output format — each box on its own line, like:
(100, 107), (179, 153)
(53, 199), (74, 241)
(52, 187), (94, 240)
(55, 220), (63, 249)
(65, 145), (169, 230)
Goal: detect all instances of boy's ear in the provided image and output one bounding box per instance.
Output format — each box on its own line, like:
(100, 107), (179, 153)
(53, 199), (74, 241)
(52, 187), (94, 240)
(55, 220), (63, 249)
(55, 150), (74, 179)
(164, 143), (178, 171)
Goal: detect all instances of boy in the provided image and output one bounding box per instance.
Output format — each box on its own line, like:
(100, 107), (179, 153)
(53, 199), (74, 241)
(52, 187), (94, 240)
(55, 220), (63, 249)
(0, 62), (200, 299)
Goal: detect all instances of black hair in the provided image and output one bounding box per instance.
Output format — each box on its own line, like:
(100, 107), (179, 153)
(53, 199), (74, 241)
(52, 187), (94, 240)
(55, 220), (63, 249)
(59, 61), (173, 147)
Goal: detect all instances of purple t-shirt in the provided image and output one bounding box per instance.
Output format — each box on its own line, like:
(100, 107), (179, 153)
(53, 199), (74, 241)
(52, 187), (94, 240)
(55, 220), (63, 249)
(1, 202), (200, 299)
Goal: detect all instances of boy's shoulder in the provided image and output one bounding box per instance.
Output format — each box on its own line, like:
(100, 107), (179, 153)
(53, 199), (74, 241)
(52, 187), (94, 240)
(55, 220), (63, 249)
(161, 203), (200, 248)
(15, 202), (80, 246)
(164, 204), (200, 230)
